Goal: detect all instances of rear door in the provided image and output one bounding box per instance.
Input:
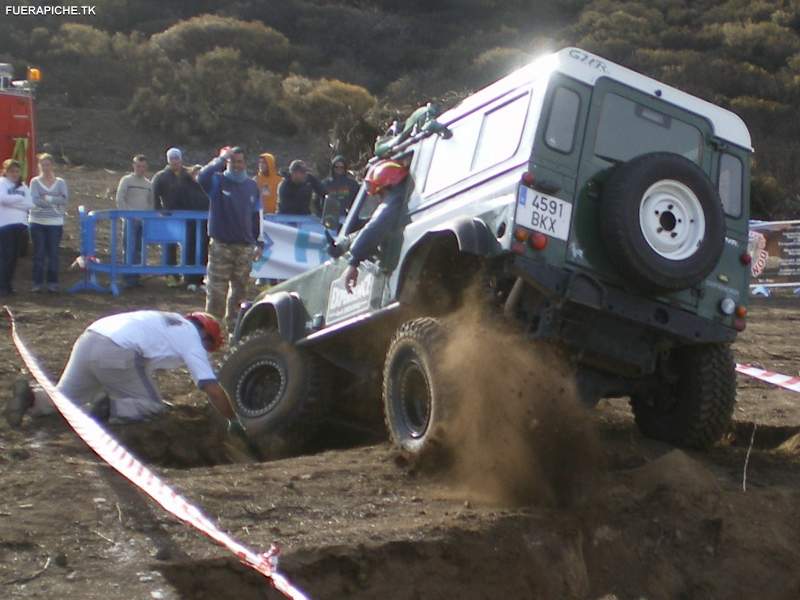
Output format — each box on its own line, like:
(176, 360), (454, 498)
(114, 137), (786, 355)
(520, 75), (591, 264)
(571, 78), (714, 297)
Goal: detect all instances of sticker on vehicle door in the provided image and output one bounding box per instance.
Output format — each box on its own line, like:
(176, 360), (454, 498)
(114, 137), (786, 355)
(516, 187), (573, 241)
(326, 269), (376, 325)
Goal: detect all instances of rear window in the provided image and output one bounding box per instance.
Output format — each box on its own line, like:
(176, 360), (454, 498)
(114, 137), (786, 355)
(718, 153), (743, 217)
(544, 87), (580, 153)
(595, 93), (702, 164)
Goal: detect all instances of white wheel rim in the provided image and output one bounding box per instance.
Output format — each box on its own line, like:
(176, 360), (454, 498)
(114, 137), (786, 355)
(638, 179), (705, 261)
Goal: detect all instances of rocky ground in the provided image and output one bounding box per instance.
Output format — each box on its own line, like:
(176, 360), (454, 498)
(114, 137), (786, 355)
(1, 167), (800, 599)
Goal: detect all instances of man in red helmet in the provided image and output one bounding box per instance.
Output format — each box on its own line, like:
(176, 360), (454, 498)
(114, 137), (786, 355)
(4, 310), (239, 429)
(344, 159), (409, 293)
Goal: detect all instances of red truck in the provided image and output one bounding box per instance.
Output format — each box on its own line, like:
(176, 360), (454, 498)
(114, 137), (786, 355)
(0, 63), (39, 182)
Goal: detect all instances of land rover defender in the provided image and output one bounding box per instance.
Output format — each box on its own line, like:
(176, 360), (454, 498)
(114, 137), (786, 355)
(219, 47), (752, 455)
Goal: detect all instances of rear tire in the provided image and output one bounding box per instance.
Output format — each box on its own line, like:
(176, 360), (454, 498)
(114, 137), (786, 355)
(631, 343), (736, 449)
(218, 330), (326, 458)
(383, 318), (449, 459)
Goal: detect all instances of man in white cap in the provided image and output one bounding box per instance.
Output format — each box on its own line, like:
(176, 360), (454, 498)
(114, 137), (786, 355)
(151, 148), (201, 286)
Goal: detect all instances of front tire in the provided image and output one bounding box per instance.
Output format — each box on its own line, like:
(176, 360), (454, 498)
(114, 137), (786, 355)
(631, 343), (736, 449)
(382, 318), (449, 458)
(218, 330), (326, 458)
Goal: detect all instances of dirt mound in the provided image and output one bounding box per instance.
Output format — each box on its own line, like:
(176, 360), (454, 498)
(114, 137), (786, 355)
(432, 304), (602, 507)
(629, 449), (721, 498)
(107, 405), (255, 468)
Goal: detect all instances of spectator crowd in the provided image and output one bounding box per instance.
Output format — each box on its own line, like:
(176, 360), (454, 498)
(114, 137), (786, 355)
(0, 144), (363, 333)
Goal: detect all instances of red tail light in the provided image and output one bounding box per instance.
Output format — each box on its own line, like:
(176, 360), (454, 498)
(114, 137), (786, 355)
(521, 172), (535, 187)
(529, 232), (548, 250)
(734, 318), (747, 332)
(740, 253), (752, 266)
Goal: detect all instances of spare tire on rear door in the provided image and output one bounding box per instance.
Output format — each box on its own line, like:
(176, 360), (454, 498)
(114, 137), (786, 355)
(599, 152), (725, 292)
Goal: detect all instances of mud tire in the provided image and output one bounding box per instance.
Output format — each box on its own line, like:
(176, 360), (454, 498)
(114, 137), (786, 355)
(218, 330), (326, 458)
(383, 318), (450, 461)
(631, 343), (736, 450)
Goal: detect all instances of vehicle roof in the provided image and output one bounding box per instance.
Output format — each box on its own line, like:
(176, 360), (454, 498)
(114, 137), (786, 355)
(442, 47), (753, 152)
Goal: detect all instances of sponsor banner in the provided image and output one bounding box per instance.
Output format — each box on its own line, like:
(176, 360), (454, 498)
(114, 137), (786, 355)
(736, 363), (800, 394)
(748, 220), (800, 288)
(252, 215), (328, 280)
(326, 268), (375, 325)
(4, 307), (309, 600)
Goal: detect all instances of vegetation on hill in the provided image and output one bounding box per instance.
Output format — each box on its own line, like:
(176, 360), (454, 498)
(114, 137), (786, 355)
(0, 0), (799, 217)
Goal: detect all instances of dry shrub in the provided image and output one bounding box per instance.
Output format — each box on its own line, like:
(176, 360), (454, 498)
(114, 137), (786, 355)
(150, 14), (289, 67)
(471, 47), (532, 82)
(129, 47), (288, 139)
(48, 23), (111, 58)
(282, 76), (377, 134)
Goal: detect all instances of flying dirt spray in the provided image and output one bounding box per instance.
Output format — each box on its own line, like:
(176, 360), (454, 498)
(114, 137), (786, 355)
(431, 301), (603, 507)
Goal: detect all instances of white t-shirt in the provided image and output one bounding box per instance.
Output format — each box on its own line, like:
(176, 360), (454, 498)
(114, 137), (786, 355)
(88, 311), (216, 385)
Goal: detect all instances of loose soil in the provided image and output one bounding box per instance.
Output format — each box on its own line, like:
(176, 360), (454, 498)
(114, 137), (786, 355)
(1, 167), (800, 599)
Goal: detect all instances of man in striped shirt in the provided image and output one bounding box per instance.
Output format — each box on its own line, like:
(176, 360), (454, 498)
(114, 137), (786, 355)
(115, 154), (153, 286)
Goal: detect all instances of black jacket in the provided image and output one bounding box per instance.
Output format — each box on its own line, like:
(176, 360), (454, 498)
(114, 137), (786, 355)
(321, 156), (360, 213)
(152, 167), (206, 210)
(277, 173), (326, 216)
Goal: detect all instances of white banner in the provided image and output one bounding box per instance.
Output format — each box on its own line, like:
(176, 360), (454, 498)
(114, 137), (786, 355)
(251, 216), (329, 280)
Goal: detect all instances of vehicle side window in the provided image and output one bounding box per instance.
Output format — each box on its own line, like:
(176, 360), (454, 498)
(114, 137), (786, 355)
(424, 91), (530, 195)
(472, 92), (531, 171)
(544, 87), (580, 153)
(423, 118), (481, 194)
(718, 153), (743, 217)
(595, 93), (702, 164)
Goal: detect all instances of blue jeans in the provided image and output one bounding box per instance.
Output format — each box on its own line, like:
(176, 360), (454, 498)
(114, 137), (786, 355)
(30, 223), (63, 286)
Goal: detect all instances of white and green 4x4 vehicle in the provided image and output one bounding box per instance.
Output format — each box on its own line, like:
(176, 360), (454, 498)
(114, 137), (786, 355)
(220, 48), (752, 455)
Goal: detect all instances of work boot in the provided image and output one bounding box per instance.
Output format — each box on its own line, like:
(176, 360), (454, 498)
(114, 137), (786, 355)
(5, 379), (34, 428)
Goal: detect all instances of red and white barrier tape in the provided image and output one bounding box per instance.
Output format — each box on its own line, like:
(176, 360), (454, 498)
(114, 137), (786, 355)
(736, 363), (800, 393)
(4, 307), (309, 600)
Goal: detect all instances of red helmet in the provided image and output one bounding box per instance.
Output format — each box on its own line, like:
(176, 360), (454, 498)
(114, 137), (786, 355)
(365, 160), (408, 196)
(185, 312), (224, 352)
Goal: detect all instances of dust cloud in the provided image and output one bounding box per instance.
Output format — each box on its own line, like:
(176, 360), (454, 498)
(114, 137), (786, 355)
(433, 302), (603, 507)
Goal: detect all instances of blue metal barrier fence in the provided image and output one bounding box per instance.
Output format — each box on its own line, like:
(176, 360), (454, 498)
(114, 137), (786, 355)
(69, 206), (209, 296)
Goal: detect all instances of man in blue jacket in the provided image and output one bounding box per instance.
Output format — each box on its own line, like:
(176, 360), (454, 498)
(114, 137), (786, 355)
(198, 147), (262, 331)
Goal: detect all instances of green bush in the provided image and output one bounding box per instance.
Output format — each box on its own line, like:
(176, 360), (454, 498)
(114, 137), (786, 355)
(751, 174), (789, 220)
(48, 23), (111, 59)
(128, 47), (290, 139)
(281, 76), (377, 134)
(706, 21), (800, 70)
(149, 14), (289, 68)
(471, 47), (532, 84)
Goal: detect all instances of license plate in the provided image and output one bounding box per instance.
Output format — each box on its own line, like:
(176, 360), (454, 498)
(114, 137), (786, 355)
(516, 188), (572, 241)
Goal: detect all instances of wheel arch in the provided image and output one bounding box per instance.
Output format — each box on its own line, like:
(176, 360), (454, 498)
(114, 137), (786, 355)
(237, 291), (306, 343)
(397, 217), (497, 304)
